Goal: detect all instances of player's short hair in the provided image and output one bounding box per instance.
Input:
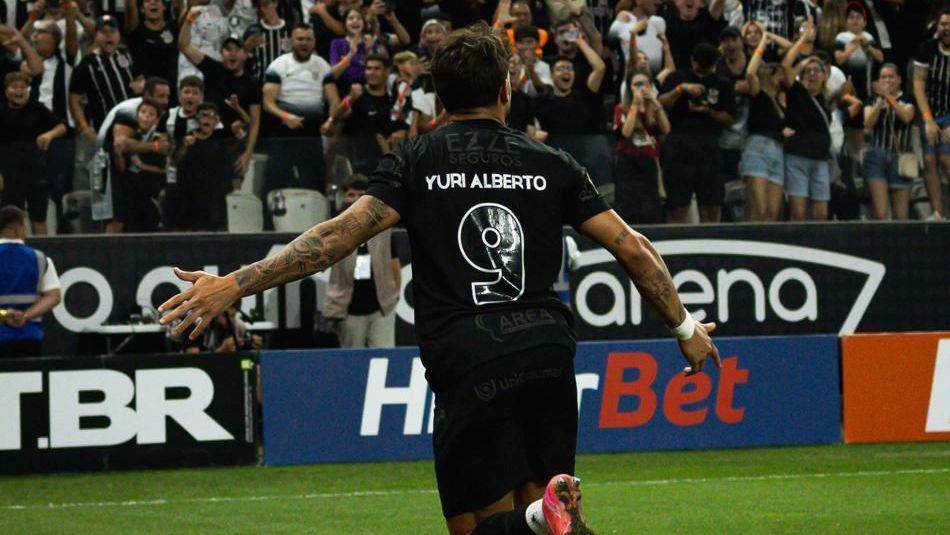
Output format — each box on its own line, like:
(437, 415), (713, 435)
(431, 21), (510, 113)
(691, 42), (719, 69)
(4, 71), (31, 88)
(179, 75), (204, 91)
(0, 205), (27, 231)
(514, 26), (540, 43)
(343, 173), (369, 192)
(365, 53), (390, 68)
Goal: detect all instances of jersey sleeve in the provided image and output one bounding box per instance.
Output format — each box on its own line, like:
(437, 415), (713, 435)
(366, 140), (412, 218)
(264, 58), (283, 85)
(68, 60), (91, 95)
(914, 40), (934, 69)
(562, 152), (610, 229)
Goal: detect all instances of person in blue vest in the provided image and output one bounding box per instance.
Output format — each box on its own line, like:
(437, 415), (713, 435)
(0, 206), (62, 358)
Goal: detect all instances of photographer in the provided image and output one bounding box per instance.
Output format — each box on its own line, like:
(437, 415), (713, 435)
(179, 306), (263, 354)
(658, 42), (736, 223)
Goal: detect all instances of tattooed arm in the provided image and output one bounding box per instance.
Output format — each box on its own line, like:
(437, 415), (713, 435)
(579, 210), (720, 374)
(158, 195), (400, 339)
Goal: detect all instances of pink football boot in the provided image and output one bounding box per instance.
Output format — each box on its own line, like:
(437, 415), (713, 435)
(542, 474), (595, 535)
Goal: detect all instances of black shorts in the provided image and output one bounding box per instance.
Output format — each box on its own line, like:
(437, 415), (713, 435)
(1, 158), (50, 223)
(661, 134), (723, 208)
(433, 345), (577, 518)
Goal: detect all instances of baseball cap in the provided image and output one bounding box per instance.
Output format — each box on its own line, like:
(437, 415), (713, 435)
(96, 15), (119, 31)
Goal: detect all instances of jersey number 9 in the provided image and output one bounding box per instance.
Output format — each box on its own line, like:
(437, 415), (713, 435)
(457, 203), (526, 305)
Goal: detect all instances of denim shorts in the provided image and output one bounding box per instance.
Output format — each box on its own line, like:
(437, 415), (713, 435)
(739, 134), (784, 185)
(921, 114), (950, 156)
(863, 147), (912, 190)
(784, 153), (830, 201)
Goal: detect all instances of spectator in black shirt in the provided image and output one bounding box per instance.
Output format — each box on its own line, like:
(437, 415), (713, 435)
(658, 42), (735, 223)
(0, 72), (67, 235)
(172, 102), (234, 230)
(912, 7), (950, 220)
(531, 33), (612, 188)
(180, 13), (262, 177)
(330, 54), (408, 174)
(111, 100), (167, 231)
(125, 0), (178, 103)
(741, 34), (788, 221)
(781, 29), (832, 220)
(661, 0), (726, 71)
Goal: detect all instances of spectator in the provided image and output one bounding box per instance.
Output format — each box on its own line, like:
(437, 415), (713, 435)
(308, 0), (347, 61)
(0, 205), (61, 358)
(111, 100), (167, 231)
(545, 0), (604, 56)
(740, 19), (792, 62)
(549, 19), (609, 134)
(912, 7), (950, 220)
(389, 50), (415, 131)
(329, 8), (385, 88)
(20, 0), (95, 57)
(162, 75), (208, 228)
(30, 17), (78, 232)
(609, 1), (666, 75)
(322, 173), (400, 348)
(225, 0), (260, 39)
(69, 16), (137, 143)
(863, 63), (915, 220)
(363, 0), (411, 52)
(717, 26), (750, 192)
(833, 3), (882, 102)
(742, 34), (787, 221)
(782, 29), (832, 220)
(495, 0), (550, 52)
(172, 101), (233, 230)
(416, 18), (446, 63)
(658, 42), (736, 223)
(125, 0), (179, 101)
(180, 14), (262, 176)
(244, 0), (293, 86)
(661, 0), (726, 71)
(513, 26), (552, 97)
(262, 23), (333, 197)
(330, 54), (407, 174)
(0, 72), (67, 235)
(0, 24), (43, 85)
(531, 33), (611, 189)
(506, 52), (534, 133)
(613, 68), (670, 224)
(177, 1), (229, 81)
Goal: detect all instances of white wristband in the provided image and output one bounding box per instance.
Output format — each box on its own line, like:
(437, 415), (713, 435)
(670, 309), (695, 340)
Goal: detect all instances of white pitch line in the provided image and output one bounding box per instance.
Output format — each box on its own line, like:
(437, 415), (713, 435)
(2, 468), (947, 511)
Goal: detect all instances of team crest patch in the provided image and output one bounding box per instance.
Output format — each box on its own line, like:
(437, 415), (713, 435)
(161, 30), (174, 44)
(707, 88), (720, 105)
(117, 54), (130, 69)
(280, 37), (291, 52)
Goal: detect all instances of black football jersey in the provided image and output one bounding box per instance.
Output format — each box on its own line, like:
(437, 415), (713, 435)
(367, 118), (609, 388)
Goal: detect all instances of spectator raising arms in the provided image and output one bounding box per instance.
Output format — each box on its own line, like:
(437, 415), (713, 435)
(513, 26), (552, 96)
(863, 63), (915, 220)
(180, 11), (262, 176)
(661, 0), (726, 71)
(782, 28), (833, 221)
(125, 0), (179, 101)
(741, 34), (787, 221)
(329, 8), (384, 87)
(0, 72), (67, 235)
(912, 7), (950, 220)
(613, 68), (670, 224)
(609, 1), (666, 75)
(658, 42), (736, 223)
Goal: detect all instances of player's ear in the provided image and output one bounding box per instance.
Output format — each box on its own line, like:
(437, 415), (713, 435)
(500, 76), (511, 107)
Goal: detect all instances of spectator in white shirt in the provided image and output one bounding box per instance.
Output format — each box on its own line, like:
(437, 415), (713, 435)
(609, 0), (666, 74)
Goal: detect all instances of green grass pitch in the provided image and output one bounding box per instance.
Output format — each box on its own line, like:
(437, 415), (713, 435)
(1, 442), (947, 534)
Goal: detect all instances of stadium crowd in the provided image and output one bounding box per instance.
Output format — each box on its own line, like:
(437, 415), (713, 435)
(0, 0), (948, 234)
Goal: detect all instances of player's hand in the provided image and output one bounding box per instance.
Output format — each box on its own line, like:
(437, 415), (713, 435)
(678, 321), (720, 376)
(925, 119), (939, 147)
(159, 268), (242, 340)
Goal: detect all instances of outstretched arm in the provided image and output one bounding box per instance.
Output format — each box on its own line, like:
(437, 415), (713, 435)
(579, 210), (720, 374)
(159, 195), (400, 338)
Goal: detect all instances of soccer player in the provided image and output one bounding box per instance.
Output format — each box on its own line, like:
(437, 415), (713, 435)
(158, 22), (719, 535)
